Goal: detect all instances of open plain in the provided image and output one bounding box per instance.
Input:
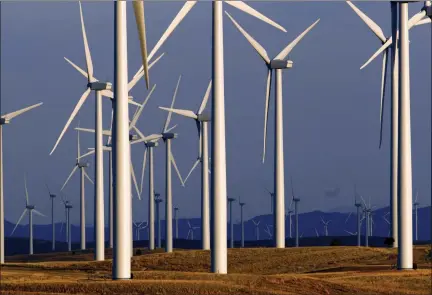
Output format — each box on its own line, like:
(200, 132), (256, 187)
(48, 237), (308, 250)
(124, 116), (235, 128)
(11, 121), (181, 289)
(1, 246), (431, 295)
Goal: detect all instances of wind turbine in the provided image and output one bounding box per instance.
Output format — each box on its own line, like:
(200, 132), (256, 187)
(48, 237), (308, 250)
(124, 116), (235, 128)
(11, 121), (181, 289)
(227, 13), (319, 250)
(239, 197), (246, 248)
(264, 224), (273, 240)
(159, 80), (212, 250)
(158, 76), (185, 253)
(61, 128), (93, 251)
(61, 194), (73, 252)
(252, 219), (260, 241)
(133, 221), (145, 241)
(314, 228), (320, 237)
(413, 189), (420, 241)
(346, 2), (430, 252)
(286, 199), (294, 239)
(291, 177), (300, 247)
(45, 184), (57, 251)
(187, 221), (199, 241)
(360, 196), (373, 247)
(320, 217), (331, 237)
(345, 185), (363, 247)
(264, 188), (274, 214)
(0, 102), (42, 264)
(155, 193), (163, 249)
(10, 176), (46, 255)
(383, 214), (391, 237)
(174, 207), (179, 240)
(227, 197), (236, 248)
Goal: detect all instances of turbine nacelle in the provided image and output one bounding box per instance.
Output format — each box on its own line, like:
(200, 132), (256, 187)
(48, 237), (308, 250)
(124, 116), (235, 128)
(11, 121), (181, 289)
(129, 134), (139, 141)
(162, 132), (177, 140)
(78, 162), (89, 168)
(88, 82), (112, 91)
(0, 118), (10, 125)
(269, 59), (293, 69)
(145, 141), (158, 148)
(197, 112), (211, 122)
(26, 205), (35, 210)
(425, 3), (432, 17)
(50, 194), (56, 199)
(66, 203), (73, 209)
(293, 198), (300, 202)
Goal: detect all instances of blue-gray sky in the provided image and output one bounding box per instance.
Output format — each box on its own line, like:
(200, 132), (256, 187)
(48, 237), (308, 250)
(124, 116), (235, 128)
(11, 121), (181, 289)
(1, 1), (430, 226)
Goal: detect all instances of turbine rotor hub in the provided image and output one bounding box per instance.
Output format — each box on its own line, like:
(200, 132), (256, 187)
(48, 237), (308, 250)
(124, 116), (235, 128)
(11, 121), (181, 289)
(197, 113), (211, 122)
(0, 118), (10, 125)
(162, 132), (177, 140)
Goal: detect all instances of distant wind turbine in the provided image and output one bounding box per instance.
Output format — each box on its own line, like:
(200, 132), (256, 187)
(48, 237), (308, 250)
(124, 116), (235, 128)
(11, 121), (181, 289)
(0, 101), (43, 264)
(227, 197), (236, 248)
(320, 217), (331, 237)
(11, 176), (46, 255)
(61, 127), (93, 251)
(61, 194), (73, 252)
(45, 184), (57, 251)
(413, 189), (420, 241)
(239, 197), (246, 248)
(252, 219), (260, 241)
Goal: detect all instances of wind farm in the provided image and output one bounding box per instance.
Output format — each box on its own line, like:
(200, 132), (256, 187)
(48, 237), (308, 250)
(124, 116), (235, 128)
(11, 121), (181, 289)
(0, 1), (431, 295)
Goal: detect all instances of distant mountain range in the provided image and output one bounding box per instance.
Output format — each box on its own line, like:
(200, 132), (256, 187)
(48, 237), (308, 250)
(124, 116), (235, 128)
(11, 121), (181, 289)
(5, 206), (430, 245)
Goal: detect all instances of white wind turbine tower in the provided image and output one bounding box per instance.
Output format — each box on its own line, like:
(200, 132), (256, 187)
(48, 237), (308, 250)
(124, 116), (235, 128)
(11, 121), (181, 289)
(129, 0), (286, 274)
(45, 184), (57, 251)
(0, 102), (42, 264)
(61, 194), (73, 252)
(252, 219), (260, 241)
(227, 197), (236, 248)
(227, 13), (319, 249)
(346, 2), (430, 252)
(10, 176), (46, 255)
(159, 80), (212, 250)
(155, 193), (163, 248)
(174, 207), (179, 240)
(383, 213), (391, 237)
(290, 177), (300, 247)
(360, 196), (374, 247)
(61, 128), (93, 251)
(413, 189), (420, 241)
(286, 199), (293, 239)
(320, 217), (331, 237)
(345, 185), (363, 247)
(239, 197), (246, 248)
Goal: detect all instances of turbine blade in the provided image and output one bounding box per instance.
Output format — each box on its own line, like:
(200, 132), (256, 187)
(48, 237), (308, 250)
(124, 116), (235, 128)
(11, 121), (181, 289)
(24, 175), (29, 206)
(346, 1), (386, 43)
(61, 166), (79, 191)
(408, 10), (427, 28)
(77, 149), (95, 160)
(183, 159), (200, 185)
(50, 87), (91, 155)
(225, 12), (270, 64)
(198, 80), (212, 114)
(262, 69), (272, 163)
(77, 126), (81, 158)
(11, 209), (27, 236)
(360, 38), (391, 70)
(165, 124), (178, 134)
(84, 170), (94, 184)
(130, 84), (157, 129)
(164, 75), (181, 132)
(133, 0), (150, 89)
(140, 147), (148, 195)
(33, 209), (46, 217)
(379, 49), (388, 149)
(171, 151), (184, 186)
(78, 1), (94, 81)
(159, 107), (197, 119)
(345, 212), (353, 223)
(3, 102), (43, 121)
(132, 125), (147, 142)
(275, 19), (320, 60)
(225, 1), (286, 32)
(414, 17), (432, 26)
(128, 53), (164, 91)
(148, 1), (197, 62)
(131, 159), (141, 199)
(64, 57), (89, 80)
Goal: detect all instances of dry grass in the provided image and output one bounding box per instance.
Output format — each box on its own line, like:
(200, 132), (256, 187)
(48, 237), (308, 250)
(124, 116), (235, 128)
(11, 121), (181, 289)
(1, 246), (430, 295)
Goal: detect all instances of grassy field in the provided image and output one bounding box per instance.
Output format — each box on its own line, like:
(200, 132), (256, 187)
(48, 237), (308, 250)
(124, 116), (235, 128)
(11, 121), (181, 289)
(1, 246), (431, 294)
